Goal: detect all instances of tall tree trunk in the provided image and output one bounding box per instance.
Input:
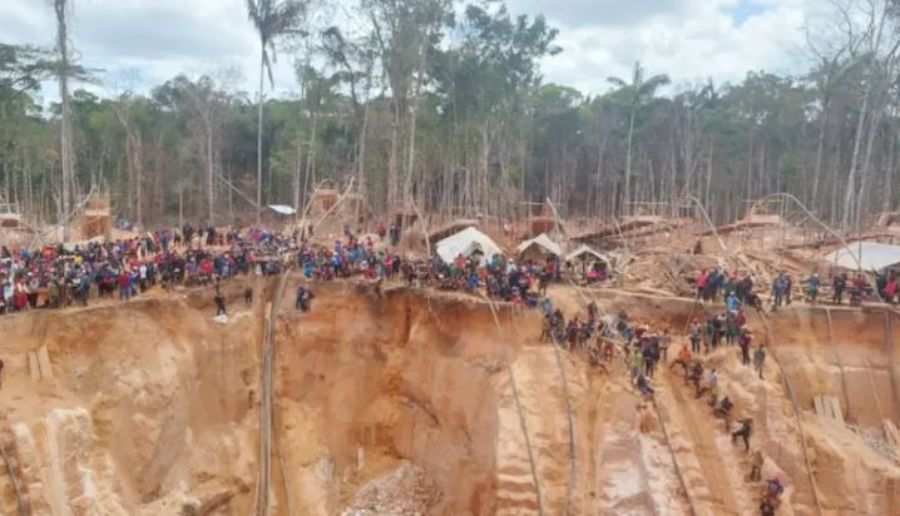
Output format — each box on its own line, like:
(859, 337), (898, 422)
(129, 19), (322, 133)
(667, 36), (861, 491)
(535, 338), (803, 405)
(856, 108), (882, 228)
(844, 87), (870, 228)
(357, 102), (370, 198)
(623, 103), (636, 216)
(883, 130), (895, 212)
(403, 46), (427, 207)
(705, 141), (713, 210)
(308, 113), (319, 194)
(844, 4), (888, 228)
(293, 134), (304, 214)
(811, 97), (830, 206)
(55, 0), (74, 241)
(745, 130), (753, 200)
(387, 98), (400, 210)
(206, 121), (215, 224)
(479, 123), (490, 215)
(256, 44), (265, 225)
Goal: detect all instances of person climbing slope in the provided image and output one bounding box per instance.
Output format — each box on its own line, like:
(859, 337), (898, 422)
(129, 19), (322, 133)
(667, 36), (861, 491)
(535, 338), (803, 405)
(739, 328), (753, 366)
(731, 417), (753, 452)
(670, 343), (692, 375)
(750, 449), (764, 481)
(753, 345), (766, 380)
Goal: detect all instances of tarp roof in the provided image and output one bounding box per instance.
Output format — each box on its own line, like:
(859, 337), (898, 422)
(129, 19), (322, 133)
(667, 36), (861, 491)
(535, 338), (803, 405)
(427, 218), (480, 244)
(566, 244), (608, 263)
(822, 242), (900, 271)
(435, 226), (502, 264)
(267, 204), (296, 215)
(516, 233), (562, 257)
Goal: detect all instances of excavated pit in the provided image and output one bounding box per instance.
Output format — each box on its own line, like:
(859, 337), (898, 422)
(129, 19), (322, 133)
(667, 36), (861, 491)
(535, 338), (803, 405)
(0, 281), (899, 515)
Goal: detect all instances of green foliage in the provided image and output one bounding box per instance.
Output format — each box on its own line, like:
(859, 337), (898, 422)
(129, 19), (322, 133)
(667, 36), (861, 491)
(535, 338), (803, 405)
(2, 0), (900, 227)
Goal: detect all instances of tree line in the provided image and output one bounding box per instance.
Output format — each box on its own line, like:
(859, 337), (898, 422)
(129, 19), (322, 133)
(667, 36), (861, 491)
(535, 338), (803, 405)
(2, 0), (900, 231)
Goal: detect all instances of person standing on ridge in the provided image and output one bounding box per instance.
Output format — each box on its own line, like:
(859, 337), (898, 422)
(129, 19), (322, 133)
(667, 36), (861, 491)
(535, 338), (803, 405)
(832, 272), (846, 305)
(805, 273), (821, 304)
(214, 287), (227, 316)
(689, 319), (701, 354)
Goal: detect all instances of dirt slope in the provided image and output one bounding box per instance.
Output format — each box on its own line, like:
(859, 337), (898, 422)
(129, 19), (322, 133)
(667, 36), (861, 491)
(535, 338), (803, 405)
(0, 281), (898, 514)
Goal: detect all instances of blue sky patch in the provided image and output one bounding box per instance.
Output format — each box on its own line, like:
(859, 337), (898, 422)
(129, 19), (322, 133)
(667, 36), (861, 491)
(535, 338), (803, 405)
(733, 0), (769, 26)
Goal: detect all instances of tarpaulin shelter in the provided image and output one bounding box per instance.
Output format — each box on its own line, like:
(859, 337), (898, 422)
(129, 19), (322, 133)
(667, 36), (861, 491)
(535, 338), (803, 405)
(566, 244), (612, 282)
(822, 242), (900, 272)
(435, 226), (502, 264)
(516, 233), (562, 260)
(565, 244), (608, 265)
(267, 204), (297, 216)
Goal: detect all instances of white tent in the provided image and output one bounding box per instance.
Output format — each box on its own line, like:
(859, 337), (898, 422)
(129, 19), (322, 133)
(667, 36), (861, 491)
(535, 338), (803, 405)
(822, 242), (900, 272)
(565, 244), (608, 264)
(435, 226), (502, 264)
(517, 233), (563, 257)
(267, 204), (296, 215)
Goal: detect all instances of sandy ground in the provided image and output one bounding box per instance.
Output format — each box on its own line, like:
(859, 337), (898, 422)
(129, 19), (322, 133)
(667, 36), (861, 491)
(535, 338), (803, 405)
(0, 279), (898, 514)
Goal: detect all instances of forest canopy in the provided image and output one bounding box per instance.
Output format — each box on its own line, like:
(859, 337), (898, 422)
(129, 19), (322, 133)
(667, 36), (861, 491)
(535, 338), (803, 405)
(3, 0), (900, 230)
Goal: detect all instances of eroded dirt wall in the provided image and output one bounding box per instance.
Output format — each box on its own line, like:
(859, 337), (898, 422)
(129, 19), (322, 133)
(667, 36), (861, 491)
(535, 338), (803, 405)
(0, 284), (264, 514)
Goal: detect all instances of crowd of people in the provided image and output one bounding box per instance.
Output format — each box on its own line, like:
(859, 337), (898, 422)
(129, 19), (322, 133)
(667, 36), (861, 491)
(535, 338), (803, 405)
(539, 286), (783, 515)
(695, 265), (898, 313)
(0, 222), (573, 316)
(0, 224), (283, 314)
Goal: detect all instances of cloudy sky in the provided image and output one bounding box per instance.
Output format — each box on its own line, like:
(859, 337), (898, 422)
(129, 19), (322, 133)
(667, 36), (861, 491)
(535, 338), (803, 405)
(1, 0), (820, 101)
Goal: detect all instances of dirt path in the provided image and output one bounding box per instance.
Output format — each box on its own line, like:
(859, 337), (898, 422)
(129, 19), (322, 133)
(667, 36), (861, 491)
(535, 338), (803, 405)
(657, 368), (745, 515)
(493, 356), (542, 516)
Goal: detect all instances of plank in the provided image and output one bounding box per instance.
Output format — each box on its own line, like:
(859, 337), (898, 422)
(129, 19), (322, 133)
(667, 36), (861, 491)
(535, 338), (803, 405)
(37, 345), (52, 379)
(813, 395), (826, 419)
(827, 396), (844, 426)
(27, 352), (40, 381)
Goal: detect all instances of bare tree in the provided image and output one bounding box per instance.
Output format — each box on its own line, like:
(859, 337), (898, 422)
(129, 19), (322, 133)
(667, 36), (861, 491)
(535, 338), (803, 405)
(52, 0), (75, 239)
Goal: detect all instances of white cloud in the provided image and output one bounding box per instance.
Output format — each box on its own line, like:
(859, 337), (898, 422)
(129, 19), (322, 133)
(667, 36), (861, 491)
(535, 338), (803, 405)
(509, 0), (814, 94)
(0, 0), (818, 100)
(0, 0), (298, 100)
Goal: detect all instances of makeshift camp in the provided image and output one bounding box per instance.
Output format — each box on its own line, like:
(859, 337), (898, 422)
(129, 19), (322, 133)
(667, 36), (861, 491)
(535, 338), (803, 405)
(822, 242), (900, 272)
(0, 202), (22, 229)
(428, 218), (480, 244)
(435, 226), (502, 264)
(77, 195), (112, 239)
(566, 244), (608, 264)
(517, 233), (562, 260)
(566, 244), (612, 283)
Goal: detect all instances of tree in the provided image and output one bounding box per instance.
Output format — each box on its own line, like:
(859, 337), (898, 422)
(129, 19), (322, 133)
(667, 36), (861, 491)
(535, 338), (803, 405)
(154, 76), (229, 224)
(607, 61), (670, 215)
(52, 0), (75, 238)
(366, 0), (452, 209)
(430, 3), (558, 215)
(322, 26), (378, 198)
(245, 0), (307, 224)
(0, 43), (53, 99)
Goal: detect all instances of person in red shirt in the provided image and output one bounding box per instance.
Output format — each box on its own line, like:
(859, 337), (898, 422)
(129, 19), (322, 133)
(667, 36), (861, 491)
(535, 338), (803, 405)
(453, 254), (465, 274)
(696, 269), (708, 301)
(118, 272), (130, 300)
(885, 273), (897, 304)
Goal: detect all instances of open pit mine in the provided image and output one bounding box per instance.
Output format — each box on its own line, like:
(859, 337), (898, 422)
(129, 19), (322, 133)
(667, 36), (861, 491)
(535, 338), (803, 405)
(0, 276), (898, 515)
